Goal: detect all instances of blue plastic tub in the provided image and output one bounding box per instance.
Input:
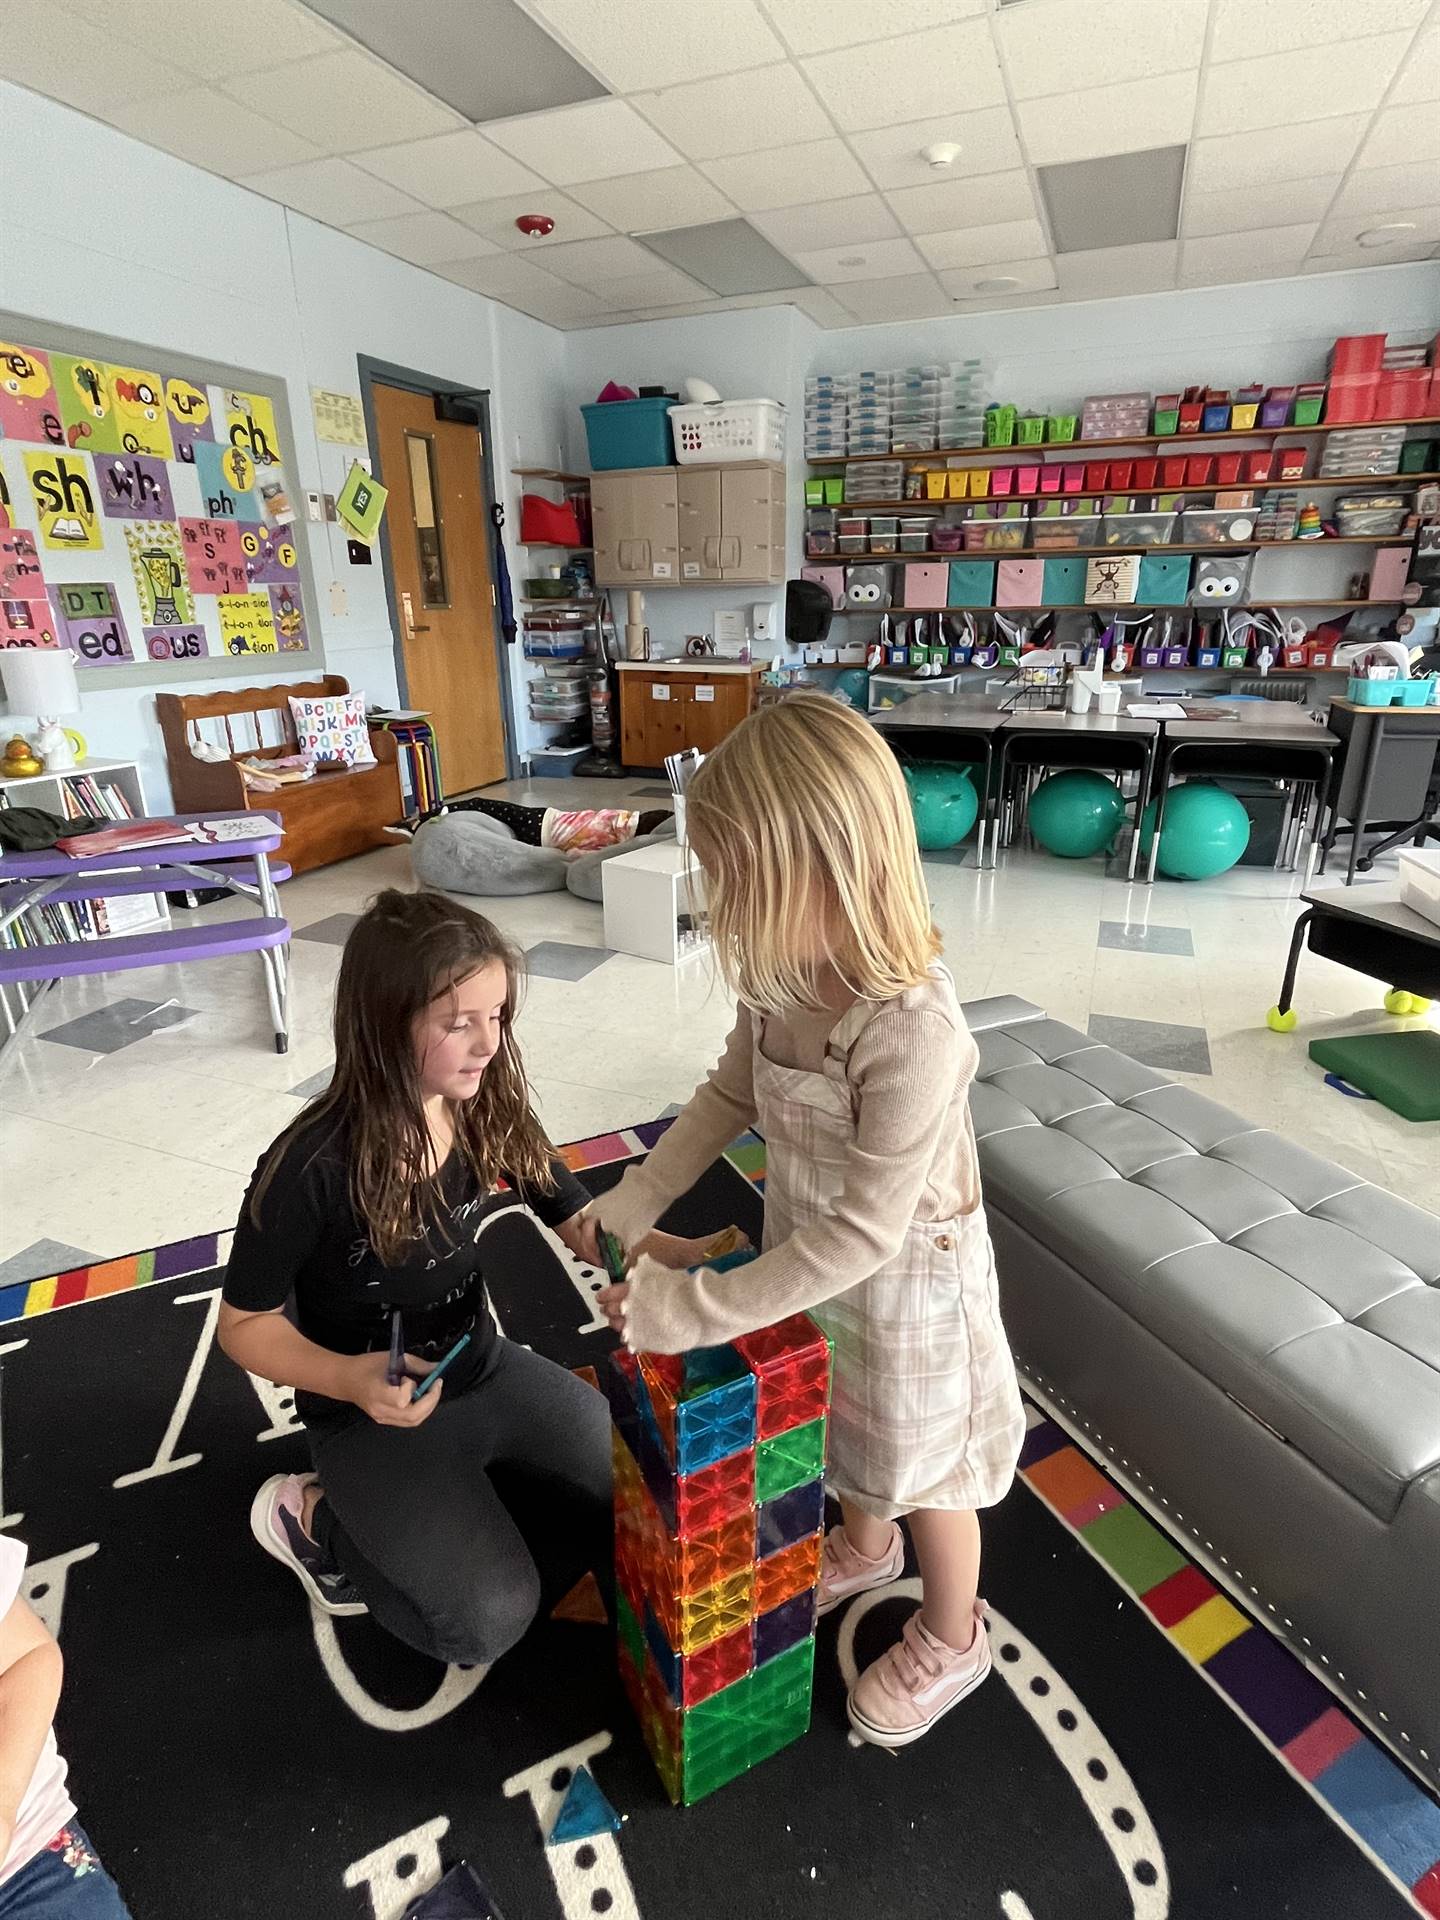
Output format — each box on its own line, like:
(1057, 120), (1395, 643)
(582, 396), (675, 470)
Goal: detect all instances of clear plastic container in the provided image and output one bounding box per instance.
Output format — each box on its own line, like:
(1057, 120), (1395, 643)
(847, 461), (903, 491)
(962, 513), (1030, 552)
(1335, 493), (1409, 536)
(838, 533), (869, 555)
(1179, 505), (1257, 543)
(1030, 511), (1102, 549)
(1099, 510), (1177, 546)
(868, 516), (899, 539)
(899, 532), (931, 552)
(805, 531), (838, 556)
(891, 432), (938, 452)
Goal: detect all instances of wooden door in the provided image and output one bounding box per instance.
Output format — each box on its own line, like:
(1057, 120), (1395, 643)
(372, 383), (505, 796)
(721, 465), (781, 581)
(681, 673), (752, 754)
(620, 671), (689, 767)
(677, 467), (721, 583)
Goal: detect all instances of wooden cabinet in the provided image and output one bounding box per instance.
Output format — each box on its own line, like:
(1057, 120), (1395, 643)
(594, 464), (783, 587)
(618, 669), (760, 767)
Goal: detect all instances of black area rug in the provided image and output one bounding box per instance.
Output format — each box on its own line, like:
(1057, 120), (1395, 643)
(4, 1133), (1424, 1920)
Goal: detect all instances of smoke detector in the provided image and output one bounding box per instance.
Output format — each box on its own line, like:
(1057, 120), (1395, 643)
(515, 213), (555, 238)
(922, 142), (962, 170)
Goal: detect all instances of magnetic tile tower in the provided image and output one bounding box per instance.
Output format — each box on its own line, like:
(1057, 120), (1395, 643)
(605, 1313), (832, 1805)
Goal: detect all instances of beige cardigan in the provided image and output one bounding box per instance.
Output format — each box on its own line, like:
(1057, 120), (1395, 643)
(598, 971), (983, 1354)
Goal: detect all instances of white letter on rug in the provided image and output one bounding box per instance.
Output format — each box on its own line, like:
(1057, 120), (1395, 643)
(311, 1607), (488, 1731)
(343, 1815), (449, 1920)
(23, 1543), (99, 1639)
(504, 1733), (640, 1920)
(246, 1369), (303, 1443)
(0, 1338), (29, 1530)
(113, 1287), (220, 1488)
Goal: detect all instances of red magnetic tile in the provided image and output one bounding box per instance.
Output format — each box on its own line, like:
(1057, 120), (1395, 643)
(682, 1620), (754, 1707)
(1141, 1563), (1216, 1628)
(676, 1448), (754, 1537)
(1069, 1487), (1124, 1528)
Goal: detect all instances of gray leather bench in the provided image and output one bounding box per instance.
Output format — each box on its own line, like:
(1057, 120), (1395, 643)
(963, 995), (1440, 1783)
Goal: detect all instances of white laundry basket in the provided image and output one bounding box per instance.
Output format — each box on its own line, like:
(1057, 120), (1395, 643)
(668, 399), (787, 465)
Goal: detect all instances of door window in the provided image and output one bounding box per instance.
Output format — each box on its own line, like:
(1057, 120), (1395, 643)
(405, 431), (449, 607)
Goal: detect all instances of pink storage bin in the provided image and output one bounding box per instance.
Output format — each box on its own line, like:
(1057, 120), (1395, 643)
(996, 558), (1044, 606)
(1062, 463), (1086, 493)
(902, 563), (950, 609)
(800, 564), (846, 609)
(1039, 467), (1063, 494)
(1015, 465), (1041, 494)
(990, 467), (1015, 495)
(1369, 546), (1412, 601)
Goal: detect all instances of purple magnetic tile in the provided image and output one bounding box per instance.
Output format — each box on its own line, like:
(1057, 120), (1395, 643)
(1018, 1416), (1070, 1470)
(1203, 1621), (1336, 1748)
(757, 1478), (825, 1558)
(1312, 1739), (1440, 1886)
(153, 1234), (218, 1281)
(755, 1589), (816, 1666)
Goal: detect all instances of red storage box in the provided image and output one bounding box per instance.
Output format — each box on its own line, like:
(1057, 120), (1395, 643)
(1276, 446), (1308, 479)
(1244, 452), (1274, 483)
(1215, 453), (1243, 485)
(1161, 456), (1188, 486)
(1374, 368), (1431, 420)
(1187, 455), (1214, 486)
(1306, 642), (1335, 669)
(1015, 465), (1041, 494)
(1109, 460), (1134, 490)
(1283, 643), (1309, 668)
(1330, 334), (1386, 376)
(1063, 463), (1086, 492)
(1085, 462), (1109, 490)
(1133, 459), (1160, 488)
(990, 466), (1015, 495)
(1178, 403), (1203, 433)
(1325, 373), (1379, 423)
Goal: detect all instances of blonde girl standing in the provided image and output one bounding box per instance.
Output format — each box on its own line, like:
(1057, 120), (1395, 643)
(597, 695), (1024, 1748)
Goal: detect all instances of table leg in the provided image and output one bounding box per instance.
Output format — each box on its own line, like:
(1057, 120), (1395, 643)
(1345, 710), (1385, 887)
(252, 849), (290, 1052)
(1276, 908), (1315, 1016)
(1146, 744), (1173, 884)
(1127, 741), (1153, 884)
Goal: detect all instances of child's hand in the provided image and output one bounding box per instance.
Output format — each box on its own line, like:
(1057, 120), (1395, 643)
(557, 1206), (602, 1267)
(343, 1351), (443, 1427)
(635, 1226), (750, 1270)
(596, 1283), (629, 1334)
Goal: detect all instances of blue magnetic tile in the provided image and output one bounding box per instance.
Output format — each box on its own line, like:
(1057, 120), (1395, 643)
(676, 1374), (757, 1475)
(757, 1478), (826, 1558)
(754, 1589), (817, 1666)
(1313, 1739), (1440, 1885)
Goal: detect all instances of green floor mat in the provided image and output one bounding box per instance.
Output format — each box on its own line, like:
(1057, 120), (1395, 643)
(1308, 1029), (1440, 1122)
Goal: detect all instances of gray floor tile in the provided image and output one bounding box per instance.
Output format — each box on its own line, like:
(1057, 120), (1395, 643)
(0, 1239), (96, 1285)
(525, 940), (613, 982)
(289, 1067), (333, 1099)
(633, 786), (674, 798)
(1088, 1013), (1212, 1076)
(40, 998), (198, 1054)
(296, 913), (360, 945)
(1097, 920), (1195, 956)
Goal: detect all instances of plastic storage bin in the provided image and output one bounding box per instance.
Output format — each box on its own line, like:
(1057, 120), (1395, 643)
(1100, 510), (1177, 546)
(1031, 506), (1102, 549)
(1398, 849), (1440, 928)
(1180, 505), (1258, 543)
(962, 511), (1029, 551)
(583, 396), (676, 470)
(1336, 493), (1409, 536)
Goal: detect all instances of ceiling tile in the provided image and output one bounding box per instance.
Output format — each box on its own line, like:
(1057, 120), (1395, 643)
(848, 107), (1023, 191)
(1389, 24), (1440, 103)
(947, 288), (1062, 316)
(802, 21), (1005, 133)
(631, 64), (833, 162)
(699, 138), (871, 210)
(523, 0), (784, 90)
(1055, 240), (1179, 298)
(1359, 101), (1440, 169)
(1040, 146), (1185, 251)
(0, 0), (193, 112)
(448, 190), (613, 249)
(998, 0), (1207, 99)
(751, 195), (900, 253)
(789, 236), (926, 283)
(304, 0), (605, 123)
(568, 167), (735, 232)
(615, 300), (729, 321)
(1301, 245), (1437, 275)
(221, 50), (464, 152)
(1183, 176), (1342, 237)
(643, 218), (814, 293)
(239, 157), (424, 225)
(936, 257), (1058, 297)
(1195, 35), (1413, 136)
(1209, 0), (1427, 62)
(885, 170), (1038, 236)
(1310, 203), (1440, 258)
(344, 210), (498, 266)
(916, 218), (1049, 270)
(352, 131), (545, 206)
(509, 282), (615, 326)
(536, 235), (675, 287)
(1330, 160), (1440, 220)
(1018, 71), (1197, 166)
(586, 266), (713, 308)
(1180, 223), (1318, 285)
(485, 99), (683, 183)
(68, 0), (341, 76)
(765, 0), (985, 57)
(828, 272), (954, 322)
(432, 253), (577, 300)
(1187, 118), (1369, 193)
(789, 286), (864, 328)
(102, 89), (322, 175)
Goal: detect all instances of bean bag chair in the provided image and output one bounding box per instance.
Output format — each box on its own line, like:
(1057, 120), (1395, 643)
(565, 815), (676, 901)
(411, 812), (567, 896)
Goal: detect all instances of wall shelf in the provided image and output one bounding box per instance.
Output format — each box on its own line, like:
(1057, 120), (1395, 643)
(807, 415), (1440, 466)
(512, 467), (589, 484)
(829, 598), (1405, 615)
(823, 475), (1440, 509)
(808, 535), (1410, 565)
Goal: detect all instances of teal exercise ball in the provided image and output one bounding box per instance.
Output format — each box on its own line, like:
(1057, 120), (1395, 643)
(832, 667), (871, 712)
(904, 761), (978, 850)
(1027, 768), (1127, 859)
(1140, 781), (1251, 880)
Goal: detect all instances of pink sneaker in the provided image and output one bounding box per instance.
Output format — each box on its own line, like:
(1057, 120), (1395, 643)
(816, 1522), (905, 1618)
(847, 1603), (991, 1747)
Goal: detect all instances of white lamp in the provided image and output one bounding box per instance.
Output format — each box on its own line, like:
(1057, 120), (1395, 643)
(0, 649), (84, 771)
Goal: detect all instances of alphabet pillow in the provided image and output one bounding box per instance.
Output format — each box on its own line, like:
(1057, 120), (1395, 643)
(288, 690), (376, 767)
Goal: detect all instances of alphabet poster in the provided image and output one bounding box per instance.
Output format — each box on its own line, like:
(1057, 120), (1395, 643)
(0, 328), (313, 672)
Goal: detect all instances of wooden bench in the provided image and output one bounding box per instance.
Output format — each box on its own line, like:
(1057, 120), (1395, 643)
(156, 676), (403, 876)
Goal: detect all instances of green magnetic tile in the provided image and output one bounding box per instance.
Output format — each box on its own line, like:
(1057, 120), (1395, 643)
(683, 1742), (752, 1804)
(684, 1670), (754, 1731)
(755, 1418), (828, 1501)
(1082, 1503), (1188, 1595)
(615, 1590), (645, 1671)
(749, 1699), (810, 1768)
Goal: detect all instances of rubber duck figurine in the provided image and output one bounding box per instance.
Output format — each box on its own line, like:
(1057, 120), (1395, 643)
(2, 735), (43, 778)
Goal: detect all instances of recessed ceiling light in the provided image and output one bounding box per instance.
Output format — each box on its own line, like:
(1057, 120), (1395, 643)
(1358, 221), (1418, 248)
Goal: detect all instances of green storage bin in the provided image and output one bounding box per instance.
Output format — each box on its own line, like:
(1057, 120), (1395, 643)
(805, 478), (826, 504)
(1137, 552), (1192, 604)
(1398, 438), (1434, 474)
(1042, 556), (1086, 604)
(948, 559), (995, 606)
(1292, 392), (1324, 426)
(984, 405), (1017, 447)
(1047, 413), (1078, 443)
(823, 478), (844, 504)
(1152, 407), (1180, 436)
(1018, 414), (1047, 444)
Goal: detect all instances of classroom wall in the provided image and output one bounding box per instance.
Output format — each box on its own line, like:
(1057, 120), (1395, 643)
(0, 79), (568, 807)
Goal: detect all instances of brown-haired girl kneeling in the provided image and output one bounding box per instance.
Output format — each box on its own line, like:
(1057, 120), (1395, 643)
(219, 890), (611, 1668)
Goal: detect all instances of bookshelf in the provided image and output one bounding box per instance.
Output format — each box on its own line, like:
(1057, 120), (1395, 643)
(0, 758), (170, 951)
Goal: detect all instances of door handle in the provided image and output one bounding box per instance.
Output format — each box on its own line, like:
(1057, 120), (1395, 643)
(641, 540), (652, 572)
(400, 591), (431, 636)
(703, 535), (719, 569)
(618, 539), (633, 572)
(721, 535), (741, 570)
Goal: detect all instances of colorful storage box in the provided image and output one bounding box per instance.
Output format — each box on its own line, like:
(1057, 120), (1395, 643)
(996, 558), (1043, 606)
(1138, 552), (1192, 604)
(1086, 554), (1140, 604)
(1047, 414), (1078, 443)
(800, 565), (846, 609)
(948, 559), (997, 606)
(903, 563), (950, 608)
(1042, 556), (1087, 604)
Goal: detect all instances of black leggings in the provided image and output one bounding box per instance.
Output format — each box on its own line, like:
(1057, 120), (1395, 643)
(308, 1339), (612, 1667)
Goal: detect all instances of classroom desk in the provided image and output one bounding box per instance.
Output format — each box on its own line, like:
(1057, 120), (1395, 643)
(1319, 697), (1440, 886)
(871, 695), (1010, 867)
(1145, 703), (1339, 885)
(998, 709), (1160, 881)
(1274, 879), (1440, 1022)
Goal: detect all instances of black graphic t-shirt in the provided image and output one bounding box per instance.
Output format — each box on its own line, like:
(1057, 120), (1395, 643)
(224, 1119), (588, 1405)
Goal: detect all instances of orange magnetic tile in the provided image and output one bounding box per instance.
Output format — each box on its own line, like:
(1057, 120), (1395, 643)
(754, 1532), (822, 1614)
(675, 1510), (755, 1597)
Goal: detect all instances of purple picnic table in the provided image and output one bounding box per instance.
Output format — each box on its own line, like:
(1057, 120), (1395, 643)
(0, 810), (294, 1053)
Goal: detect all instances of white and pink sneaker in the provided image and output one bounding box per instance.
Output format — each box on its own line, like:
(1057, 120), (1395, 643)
(816, 1522), (906, 1617)
(847, 1602), (991, 1747)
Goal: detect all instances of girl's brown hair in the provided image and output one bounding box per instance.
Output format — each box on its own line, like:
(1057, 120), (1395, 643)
(253, 889), (554, 1263)
(687, 693), (940, 1015)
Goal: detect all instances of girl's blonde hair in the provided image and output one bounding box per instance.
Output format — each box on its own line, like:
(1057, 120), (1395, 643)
(686, 693), (939, 1014)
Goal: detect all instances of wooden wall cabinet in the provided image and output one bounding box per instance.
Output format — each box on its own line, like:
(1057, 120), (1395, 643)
(618, 669), (760, 767)
(594, 464), (784, 587)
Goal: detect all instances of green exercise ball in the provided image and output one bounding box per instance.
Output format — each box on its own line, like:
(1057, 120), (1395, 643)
(1140, 780), (1251, 880)
(904, 760), (978, 850)
(1026, 768), (1127, 859)
(832, 667), (871, 712)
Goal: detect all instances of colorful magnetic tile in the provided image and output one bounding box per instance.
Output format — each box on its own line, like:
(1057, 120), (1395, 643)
(615, 1589), (646, 1674)
(754, 1533), (822, 1614)
(677, 1567), (754, 1654)
(756, 1477), (826, 1559)
(675, 1448), (753, 1538)
(669, 1510), (755, 1597)
(754, 1417), (828, 1503)
(735, 1315), (830, 1439)
(675, 1374), (757, 1476)
(680, 1620), (753, 1709)
(754, 1589), (816, 1666)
